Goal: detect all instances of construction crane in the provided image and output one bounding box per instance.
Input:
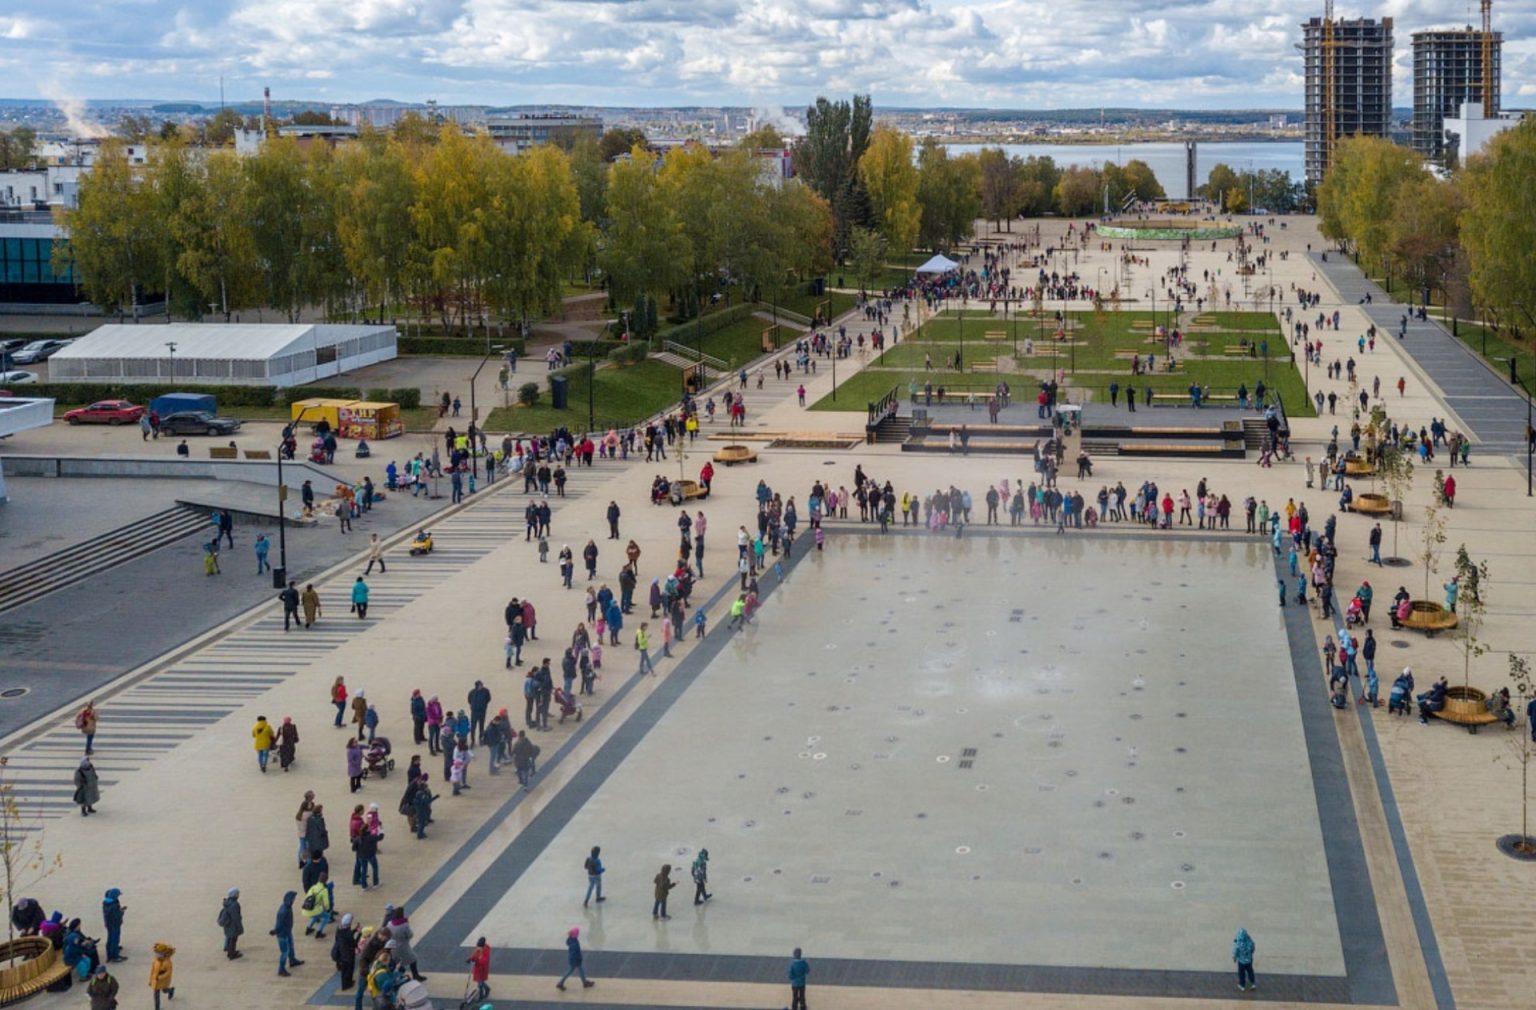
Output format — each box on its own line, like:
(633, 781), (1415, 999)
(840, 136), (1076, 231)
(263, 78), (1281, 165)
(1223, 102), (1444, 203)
(1481, 0), (1494, 118)
(1322, 0), (1337, 173)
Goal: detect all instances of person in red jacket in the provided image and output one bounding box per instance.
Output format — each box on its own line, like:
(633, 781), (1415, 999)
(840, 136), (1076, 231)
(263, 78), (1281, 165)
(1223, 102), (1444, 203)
(699, 461), (714, 493)
(467, 937), (491, 1003)
(1441, 473), (1456, 508)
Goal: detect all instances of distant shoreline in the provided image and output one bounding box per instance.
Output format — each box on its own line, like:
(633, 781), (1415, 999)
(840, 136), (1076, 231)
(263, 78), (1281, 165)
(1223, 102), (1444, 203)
(931, 132), (1304, 147)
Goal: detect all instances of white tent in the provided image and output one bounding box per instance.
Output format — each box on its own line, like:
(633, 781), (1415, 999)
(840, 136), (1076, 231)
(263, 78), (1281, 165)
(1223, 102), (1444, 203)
(49, 323), (397, 388)
(914, 254), (960, 275)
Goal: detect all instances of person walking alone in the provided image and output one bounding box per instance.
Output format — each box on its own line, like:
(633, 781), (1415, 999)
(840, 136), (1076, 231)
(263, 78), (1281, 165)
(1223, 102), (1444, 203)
(788, 947), (810, 1010)
(148, 942), (175, 1008)
(273, 891), (303, 976)
(365, 534), (386, 575)
(635, 624), (655, 676)
(1233, 927), (1256, 991)
(218, 888), (243, 960)
(351, 577), (370, 619)
(652, 864), (676, 919)
(583, 846), (605, 907)
(556, 927), (594, 990)
(691, 849), (711, 905)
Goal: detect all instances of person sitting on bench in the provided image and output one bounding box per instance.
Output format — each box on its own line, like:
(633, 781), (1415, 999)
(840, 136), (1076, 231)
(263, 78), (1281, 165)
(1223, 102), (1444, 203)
(1416, 676), (1449, 724)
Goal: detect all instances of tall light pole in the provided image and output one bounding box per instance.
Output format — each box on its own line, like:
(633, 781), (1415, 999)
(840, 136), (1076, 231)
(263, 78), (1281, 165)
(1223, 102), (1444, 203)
(274, 405), (318, 589)
(165, 341), (177, 381)
(468, 343), (507, 453)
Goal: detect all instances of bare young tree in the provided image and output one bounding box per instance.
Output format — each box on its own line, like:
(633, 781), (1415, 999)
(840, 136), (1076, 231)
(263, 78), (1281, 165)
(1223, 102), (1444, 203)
(0, 756), (63, 964)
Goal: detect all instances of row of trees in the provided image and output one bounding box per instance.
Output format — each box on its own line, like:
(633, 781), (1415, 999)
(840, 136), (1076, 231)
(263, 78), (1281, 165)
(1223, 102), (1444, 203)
(60, 122), (837, 332)
(1317, 122), (1536, 333)
(1202, 165), (1308, 214)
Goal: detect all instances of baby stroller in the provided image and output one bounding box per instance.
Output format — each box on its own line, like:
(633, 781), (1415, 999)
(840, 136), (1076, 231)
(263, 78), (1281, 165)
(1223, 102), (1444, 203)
(554, 687), (583, 724)
(394, 978), (435, 1010)
(309, 438), (328, 464)
(363, 737), (395, 778)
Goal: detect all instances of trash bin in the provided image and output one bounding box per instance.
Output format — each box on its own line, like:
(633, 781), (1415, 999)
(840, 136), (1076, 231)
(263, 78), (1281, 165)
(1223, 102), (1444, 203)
(550, 375), (569, 410)
(271, 566), (286, 590)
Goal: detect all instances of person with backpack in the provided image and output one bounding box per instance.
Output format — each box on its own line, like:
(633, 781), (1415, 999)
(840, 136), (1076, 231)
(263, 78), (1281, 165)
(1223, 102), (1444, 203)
(583, 846), (605, 907)
(76, 701), (97, 755)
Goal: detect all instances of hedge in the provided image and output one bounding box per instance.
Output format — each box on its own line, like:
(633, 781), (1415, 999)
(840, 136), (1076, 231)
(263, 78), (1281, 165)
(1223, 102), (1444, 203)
(397, 336), (527, 357)
(654, 302), (754, 348)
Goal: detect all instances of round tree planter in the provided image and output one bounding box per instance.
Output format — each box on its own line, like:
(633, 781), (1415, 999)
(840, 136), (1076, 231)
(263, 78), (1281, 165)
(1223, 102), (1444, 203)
(1351, 493), (1392, 515)
(0, 937), (67, 1006)
(1497, 834), (1536, 861)
(1344, 460), (1376, 477)
(1399, 601), (1457, 636)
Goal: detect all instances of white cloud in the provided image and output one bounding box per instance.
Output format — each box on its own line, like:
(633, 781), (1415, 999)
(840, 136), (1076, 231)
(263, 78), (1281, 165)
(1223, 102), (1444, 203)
(0, 0), (1531, 108)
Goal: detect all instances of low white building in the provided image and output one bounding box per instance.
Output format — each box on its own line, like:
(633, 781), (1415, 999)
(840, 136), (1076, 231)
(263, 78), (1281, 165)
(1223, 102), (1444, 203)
(48, 323), (397, 388)
(0, 395), (54, 501)
(1443, 102), (1524, 161)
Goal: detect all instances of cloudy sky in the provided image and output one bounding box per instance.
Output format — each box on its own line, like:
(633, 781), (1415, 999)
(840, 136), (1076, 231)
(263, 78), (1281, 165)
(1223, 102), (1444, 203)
(3, 0), (1533, 109)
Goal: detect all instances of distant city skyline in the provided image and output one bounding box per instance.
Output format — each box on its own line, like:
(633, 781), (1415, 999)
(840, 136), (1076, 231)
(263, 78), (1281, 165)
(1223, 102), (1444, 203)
(1, 0), (1532, 111)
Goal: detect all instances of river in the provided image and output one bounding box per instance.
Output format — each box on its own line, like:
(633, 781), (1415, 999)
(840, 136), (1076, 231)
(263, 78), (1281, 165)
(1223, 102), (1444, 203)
(942, 141), (1305, 201)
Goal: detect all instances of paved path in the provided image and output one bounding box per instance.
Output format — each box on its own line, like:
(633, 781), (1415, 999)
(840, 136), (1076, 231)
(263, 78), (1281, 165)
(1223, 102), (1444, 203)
(0, 463), (606, 819)
(1311, 253), (1532, 454)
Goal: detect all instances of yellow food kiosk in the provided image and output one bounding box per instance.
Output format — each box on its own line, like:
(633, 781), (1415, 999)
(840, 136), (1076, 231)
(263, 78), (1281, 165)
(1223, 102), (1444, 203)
(338, 401), (403, 440)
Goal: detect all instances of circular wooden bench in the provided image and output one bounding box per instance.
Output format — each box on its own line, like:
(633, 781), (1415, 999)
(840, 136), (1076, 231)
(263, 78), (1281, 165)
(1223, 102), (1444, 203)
(0, 936), (70, 1006)
(713, 445), (759, 465)
(1344, 460), (1376, 477)
(1432, 686), (1501, 734)
(1350, 493), (1393, 515)
(1398, 601), (1458, 637)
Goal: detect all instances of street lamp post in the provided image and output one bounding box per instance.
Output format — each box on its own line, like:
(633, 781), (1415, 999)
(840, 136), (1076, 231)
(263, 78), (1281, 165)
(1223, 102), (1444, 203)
(165, 341), (177, 381)
(274, 404), (318, 589)
(468, 343), (507, 454)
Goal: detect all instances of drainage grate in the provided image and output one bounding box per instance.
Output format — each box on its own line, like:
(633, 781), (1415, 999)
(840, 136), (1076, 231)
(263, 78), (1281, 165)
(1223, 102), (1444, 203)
(961, 747), (977, 757)
(958, 759), (974, 769)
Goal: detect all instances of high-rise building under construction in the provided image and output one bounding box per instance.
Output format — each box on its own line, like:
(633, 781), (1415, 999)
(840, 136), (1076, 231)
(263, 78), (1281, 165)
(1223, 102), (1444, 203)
(1299, 15), (1394, 184)
(1412, 27), (1502, 163)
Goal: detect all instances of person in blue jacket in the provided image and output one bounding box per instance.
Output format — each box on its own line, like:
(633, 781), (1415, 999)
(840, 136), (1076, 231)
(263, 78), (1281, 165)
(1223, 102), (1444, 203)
(1233, 927), (1256, 991)
(101, 888), (126, 963)
(273, 891), (303, 976)
(351, 577), (370, 619)
(556, 926), (594, 990)
(788, 947), (810, 1010)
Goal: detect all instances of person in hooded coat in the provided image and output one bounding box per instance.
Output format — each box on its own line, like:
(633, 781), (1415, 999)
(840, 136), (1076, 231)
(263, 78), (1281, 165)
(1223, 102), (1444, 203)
(330, 914), (358, 991)
(1233, 927), (1256, 991)
(556, 926), (594, 990)
(74, 756), (100, 816)
(273, 891), (303, 976)
(218, 888), (244, 959)
(386, 908), (425, 982)
(101, 888), (126, 962)
(148, 942), (175, 1008)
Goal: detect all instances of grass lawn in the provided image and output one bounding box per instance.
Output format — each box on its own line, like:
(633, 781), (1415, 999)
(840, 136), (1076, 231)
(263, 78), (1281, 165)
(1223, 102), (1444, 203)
(1190, 311), (1281, 332)
(816, 310), (1315, 417)
(774, 289), (858, 323)
(483, 359), (684, 435)
(1445, 318), (1536, 388)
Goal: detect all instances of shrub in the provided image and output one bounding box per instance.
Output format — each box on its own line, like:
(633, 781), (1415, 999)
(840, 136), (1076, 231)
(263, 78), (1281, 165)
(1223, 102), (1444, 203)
(20, 381), (278, 407)
(517, 382), (541, 406)
(365, 387), (390, 402)
(397, 336), (526, 357)
(388, 387), (422, 409)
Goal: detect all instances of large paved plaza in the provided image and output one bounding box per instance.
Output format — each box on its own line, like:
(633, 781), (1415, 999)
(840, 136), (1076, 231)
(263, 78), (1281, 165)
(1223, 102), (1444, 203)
(3, 213), (1534, 1010)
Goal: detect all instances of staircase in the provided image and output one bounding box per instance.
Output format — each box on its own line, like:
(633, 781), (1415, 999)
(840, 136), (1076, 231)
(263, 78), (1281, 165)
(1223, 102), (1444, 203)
(1242, 417), (1271, 452)
(870, 416), (913, 444)
(0, 505), (210, 614)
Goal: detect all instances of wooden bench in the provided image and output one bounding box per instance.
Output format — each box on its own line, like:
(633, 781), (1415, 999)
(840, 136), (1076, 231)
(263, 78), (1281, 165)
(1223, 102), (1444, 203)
(1344, 461), (1376, 477)
(713, 445), (759, 465)
(1119, 442), (1227, 455)
(0, 937), (70, 1004)
(984, 330), (1006, 340)
(243, 449), (272, 460)
(208, 446), (238, 460)
(1114, 350), (1143, 360)
(1149, 393), (1239, 406)
(1349, 493), (1393, 515)
(970, 360), (998, 372)
(1430, 687), (1502, 734)
(1221, 345), (1255, 356)
(1397, 601), (1458, 637)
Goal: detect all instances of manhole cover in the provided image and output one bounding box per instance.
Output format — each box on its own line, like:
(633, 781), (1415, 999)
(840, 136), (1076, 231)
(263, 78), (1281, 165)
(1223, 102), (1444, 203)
(0, 687), (28, 699)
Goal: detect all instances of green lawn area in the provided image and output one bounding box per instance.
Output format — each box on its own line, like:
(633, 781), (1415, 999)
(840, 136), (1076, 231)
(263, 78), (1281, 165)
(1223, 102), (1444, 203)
(774, 289), (858, 323)
(1190, 311), (1281, 332)
(483, 359), (684, 434)
(815, 309), (1314, 416)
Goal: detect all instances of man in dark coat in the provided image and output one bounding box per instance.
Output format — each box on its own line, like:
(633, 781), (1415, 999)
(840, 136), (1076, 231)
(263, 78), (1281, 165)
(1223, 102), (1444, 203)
(273, 891), (302, 976)
(467, 681), (492, 745)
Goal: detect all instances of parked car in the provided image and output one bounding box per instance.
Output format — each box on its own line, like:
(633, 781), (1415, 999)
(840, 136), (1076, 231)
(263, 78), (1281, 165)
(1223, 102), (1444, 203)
(158, 411), (243, 436)
(0, 370), (39, 385)
(0, 338), (28, 354)
(9, 339), (72, 364)
(63, 399), (146, 425)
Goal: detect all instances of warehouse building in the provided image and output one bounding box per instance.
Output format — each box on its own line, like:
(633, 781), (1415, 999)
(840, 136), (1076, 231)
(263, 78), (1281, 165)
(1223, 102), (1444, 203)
(48, 323), (396, 388)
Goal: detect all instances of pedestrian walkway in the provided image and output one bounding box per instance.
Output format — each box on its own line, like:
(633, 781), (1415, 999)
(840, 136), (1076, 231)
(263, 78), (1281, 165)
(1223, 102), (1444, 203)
(0, 465), (607, 822)
(1311, 253), (1531, 453)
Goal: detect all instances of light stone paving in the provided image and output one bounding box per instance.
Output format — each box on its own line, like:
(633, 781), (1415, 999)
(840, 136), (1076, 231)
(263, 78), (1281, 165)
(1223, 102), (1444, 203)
(8, 213), (1536, 1010)
(471, 534), (1343, 975)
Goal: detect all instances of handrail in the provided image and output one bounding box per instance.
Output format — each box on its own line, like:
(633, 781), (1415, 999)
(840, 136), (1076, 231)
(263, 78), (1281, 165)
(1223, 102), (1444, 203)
(660, 340), (728, 372)
(867, 386), (900, 428)
(761, 304), (814, 327)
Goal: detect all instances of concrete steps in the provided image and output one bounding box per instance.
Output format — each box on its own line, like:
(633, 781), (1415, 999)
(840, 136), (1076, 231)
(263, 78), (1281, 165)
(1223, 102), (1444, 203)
(0, 505), (209, 615)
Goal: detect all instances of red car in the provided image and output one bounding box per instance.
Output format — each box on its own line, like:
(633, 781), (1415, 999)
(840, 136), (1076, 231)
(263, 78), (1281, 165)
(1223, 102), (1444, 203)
(63, 400), (146, 425)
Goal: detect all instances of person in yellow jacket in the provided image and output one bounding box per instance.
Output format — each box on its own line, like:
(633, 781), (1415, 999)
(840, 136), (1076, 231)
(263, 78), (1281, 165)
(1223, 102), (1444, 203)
(302, 874), (333, 940)
(252, 716), (275, 774)
(149, 943), (174, 1009)
(635, 624), (655, 676)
